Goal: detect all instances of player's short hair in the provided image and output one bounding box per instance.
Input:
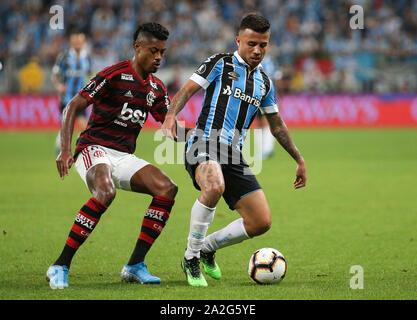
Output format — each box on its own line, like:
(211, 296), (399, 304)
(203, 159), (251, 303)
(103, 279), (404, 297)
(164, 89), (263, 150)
(239, 13), (270, 33)
(133, 22), (169, 45)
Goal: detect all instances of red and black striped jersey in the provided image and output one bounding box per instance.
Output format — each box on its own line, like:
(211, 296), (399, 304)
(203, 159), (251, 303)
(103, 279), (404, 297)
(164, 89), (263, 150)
(74, 60), (169, 157)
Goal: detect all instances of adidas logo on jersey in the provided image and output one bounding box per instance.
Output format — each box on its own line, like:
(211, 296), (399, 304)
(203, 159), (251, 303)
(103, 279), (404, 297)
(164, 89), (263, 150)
(124, 90), (133, 97)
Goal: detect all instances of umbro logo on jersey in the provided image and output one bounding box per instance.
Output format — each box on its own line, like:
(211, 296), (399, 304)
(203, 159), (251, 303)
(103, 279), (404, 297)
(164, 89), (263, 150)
(124, 90), (133, 97)
(121, 73), (134, 81)
(228, 71), (240, 81)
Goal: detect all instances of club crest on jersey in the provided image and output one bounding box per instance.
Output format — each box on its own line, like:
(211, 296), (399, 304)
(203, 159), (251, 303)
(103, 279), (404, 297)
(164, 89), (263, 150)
(121, 73), (134, 81)
(93, 149), (105, 158)
(147, 90), (156, 106)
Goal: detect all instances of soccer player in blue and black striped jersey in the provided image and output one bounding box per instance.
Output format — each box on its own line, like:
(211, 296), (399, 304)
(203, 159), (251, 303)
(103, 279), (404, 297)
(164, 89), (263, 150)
(52, 29), (91, 155)
(162, 13), (307, 287)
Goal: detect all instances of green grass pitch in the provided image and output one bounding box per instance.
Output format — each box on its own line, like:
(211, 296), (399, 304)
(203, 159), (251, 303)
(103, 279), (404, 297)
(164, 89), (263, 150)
(0, 129), (416, 300)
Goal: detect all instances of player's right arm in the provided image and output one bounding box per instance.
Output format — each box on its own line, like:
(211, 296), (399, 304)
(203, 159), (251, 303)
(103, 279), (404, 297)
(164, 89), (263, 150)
(162, 53), (226, 140)
(56, 94), (89, 180)
(161, 80), (201, 140)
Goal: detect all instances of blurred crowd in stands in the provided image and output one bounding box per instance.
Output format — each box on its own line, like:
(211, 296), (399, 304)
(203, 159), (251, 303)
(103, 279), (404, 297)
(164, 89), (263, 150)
(0, 0), (416, 94)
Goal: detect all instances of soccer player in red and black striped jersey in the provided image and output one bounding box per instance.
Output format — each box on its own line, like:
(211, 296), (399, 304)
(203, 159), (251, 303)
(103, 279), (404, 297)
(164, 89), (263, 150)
(47, 23), (179, 289)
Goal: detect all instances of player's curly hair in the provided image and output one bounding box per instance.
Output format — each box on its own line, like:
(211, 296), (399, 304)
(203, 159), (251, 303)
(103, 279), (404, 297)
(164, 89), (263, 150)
(239, 13), (270, 33)
(133, 22), (169, 45)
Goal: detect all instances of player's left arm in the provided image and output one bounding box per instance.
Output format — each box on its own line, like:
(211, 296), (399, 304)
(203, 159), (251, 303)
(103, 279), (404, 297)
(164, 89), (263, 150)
(173, 119), (192, 142)
(265, 112), (307, 189)
(162, 80), (201, 140)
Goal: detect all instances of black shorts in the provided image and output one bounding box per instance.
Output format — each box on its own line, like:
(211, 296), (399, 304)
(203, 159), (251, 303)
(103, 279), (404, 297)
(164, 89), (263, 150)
(184, 139), (262, 210)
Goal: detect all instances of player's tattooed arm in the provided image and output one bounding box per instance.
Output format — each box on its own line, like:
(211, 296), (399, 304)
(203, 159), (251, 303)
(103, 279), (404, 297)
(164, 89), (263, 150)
(266, 112), (301, 162)
(162, 80), (201, 140)
(266, 112), (307, 189)
(168, 88), (192, 117)
(167, 80), (201, 118)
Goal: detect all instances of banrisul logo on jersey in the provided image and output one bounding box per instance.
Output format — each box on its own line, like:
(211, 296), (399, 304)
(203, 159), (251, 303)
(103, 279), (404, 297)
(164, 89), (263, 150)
(222, 85), (261, 107)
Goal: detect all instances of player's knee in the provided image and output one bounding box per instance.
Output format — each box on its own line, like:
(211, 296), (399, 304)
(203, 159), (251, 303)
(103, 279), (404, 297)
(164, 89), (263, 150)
(165, 180), (178, 199)
(155, 179), (178, 199)
(201, 183), (224, 206)
(210, 183), (225, 197)
(261, 217), (272, 234)
(248, 216), (271, 237)
(94, 184), (116, 207)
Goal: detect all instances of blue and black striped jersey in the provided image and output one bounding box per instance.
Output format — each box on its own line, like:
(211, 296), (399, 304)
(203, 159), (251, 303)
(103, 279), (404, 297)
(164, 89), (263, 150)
(52, 48), (91, 106)
(187, 51), (278, 151)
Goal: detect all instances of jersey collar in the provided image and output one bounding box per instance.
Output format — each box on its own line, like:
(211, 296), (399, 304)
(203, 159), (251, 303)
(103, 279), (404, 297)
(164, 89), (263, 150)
(233, 51), (263, 71)
(69, 47), (88, 59)
(128, 59), (151, 84)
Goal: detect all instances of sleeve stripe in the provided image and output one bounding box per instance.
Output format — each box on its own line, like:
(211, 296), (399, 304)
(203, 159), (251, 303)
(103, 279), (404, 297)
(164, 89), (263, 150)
(190, 73), (210, 89)
(260, 104), (279, 114)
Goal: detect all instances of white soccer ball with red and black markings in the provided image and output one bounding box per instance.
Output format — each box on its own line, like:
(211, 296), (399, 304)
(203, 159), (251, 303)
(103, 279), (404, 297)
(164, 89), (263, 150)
(248, 248), (287, 284)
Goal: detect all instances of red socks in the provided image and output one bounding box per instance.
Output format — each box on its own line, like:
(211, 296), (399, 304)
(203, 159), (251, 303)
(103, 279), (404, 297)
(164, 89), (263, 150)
(128, 196), (175, 265)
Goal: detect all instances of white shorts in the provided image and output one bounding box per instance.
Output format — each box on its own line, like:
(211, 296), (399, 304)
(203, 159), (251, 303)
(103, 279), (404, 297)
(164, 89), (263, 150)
(74, 145), (150, 191)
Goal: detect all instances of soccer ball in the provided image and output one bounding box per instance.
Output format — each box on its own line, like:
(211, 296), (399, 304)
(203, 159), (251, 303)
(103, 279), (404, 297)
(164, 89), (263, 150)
(248, 248), (287, 284)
